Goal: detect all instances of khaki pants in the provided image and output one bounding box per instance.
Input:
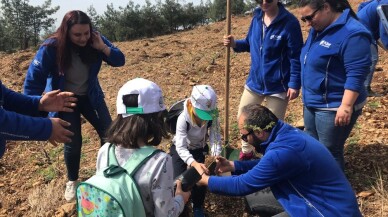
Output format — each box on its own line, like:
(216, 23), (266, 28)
(237, 88), (288, 154)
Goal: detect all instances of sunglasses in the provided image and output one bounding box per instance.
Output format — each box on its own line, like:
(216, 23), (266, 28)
(257, 0), (274, 4)
(241, 130), (253, 142)
(301, 7), (321, 22)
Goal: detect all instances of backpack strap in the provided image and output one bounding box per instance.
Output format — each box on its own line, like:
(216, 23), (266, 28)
(122, 146), (161, 176)
(104, 144), (160, 177)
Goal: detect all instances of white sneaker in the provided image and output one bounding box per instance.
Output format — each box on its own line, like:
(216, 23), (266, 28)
(64, 180), (78, 202)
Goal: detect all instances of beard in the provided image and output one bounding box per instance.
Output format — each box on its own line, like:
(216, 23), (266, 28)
(251, 133), (265, 153)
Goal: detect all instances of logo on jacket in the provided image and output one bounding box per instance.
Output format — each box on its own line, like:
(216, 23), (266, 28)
(270, 35), (282, 40)
(319, 40), (331, 48)
(33, 59), (41, 66)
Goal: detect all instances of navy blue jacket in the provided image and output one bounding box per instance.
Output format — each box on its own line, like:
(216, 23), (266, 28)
(301, 9), (371, 109)
(23, 36), (125, 116)
(208, 121), (362, 217)
(234, 3), (303, 95)
(0, 80), (51, 158)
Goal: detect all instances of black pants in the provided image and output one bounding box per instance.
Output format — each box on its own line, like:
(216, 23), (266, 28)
(169, 144), (208, 209)
(245, 187), (288, 217)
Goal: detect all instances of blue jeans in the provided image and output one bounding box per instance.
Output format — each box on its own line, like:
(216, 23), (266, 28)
(59, 95), (112, 181)
(303, 106), (362, 171)
(364, 43), (378, 89)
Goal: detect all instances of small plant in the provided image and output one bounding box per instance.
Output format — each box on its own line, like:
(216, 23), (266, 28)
(39, 165), (57, 182)
(367, 100), (380, 109)
(230, 123), (240, 140)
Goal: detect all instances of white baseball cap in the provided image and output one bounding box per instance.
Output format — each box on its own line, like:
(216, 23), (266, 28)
(116, 78), (166, 118)
(190, 85), (217, 121)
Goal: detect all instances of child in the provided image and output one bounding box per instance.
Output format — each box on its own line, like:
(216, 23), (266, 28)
(96, 78), (190, 217)
(169, 85), (222, 217)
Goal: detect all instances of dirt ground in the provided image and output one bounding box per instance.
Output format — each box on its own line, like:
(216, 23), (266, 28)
(0, 1), (387, 216)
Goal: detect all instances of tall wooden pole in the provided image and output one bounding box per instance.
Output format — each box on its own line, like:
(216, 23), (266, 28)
(224, 0), (231, 150)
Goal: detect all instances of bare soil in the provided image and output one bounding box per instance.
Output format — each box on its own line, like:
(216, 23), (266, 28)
(0, 1), (387, 216)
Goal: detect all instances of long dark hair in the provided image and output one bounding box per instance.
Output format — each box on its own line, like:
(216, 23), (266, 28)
(46, 10), (98, 75)
(105, 94), (170, 149)
(298, 0), (357, 19)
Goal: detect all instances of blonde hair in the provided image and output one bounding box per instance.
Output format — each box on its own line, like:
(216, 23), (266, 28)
(187, 99), (197, 123)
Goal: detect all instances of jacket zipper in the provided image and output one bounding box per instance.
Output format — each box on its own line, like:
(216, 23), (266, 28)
(324, 57), (331, 107)
(288, 180), (325, 217)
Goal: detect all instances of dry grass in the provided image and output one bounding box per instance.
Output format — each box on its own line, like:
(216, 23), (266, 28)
(371, 168), (388, 216)
(27, 180), (63, 217)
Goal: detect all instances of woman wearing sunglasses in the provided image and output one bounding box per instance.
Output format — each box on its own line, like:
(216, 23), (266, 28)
(298, 0), (371, 171)
(223, 0), (303, 161)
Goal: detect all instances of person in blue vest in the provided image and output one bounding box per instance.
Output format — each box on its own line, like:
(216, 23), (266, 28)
(298, 0), (371, 170)
(358, 0), (388, 95)
(0, 80), (76, 158)
(223, 0), (303, 161)
(197, 104), (362, 217)
(23, 10), (125, 201)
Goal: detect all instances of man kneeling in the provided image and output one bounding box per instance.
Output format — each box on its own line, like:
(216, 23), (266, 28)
(197, 104), (362, 217)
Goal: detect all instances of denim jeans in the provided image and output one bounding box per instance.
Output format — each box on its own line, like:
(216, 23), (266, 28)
(364, 43), (378, 89)
(303, 106), (362, 171)
(59, 95), (112, 181)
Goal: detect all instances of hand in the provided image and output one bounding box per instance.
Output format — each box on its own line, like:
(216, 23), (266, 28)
(335, 104), (353, 127)
(175, 180), (191, 203)
(197, 173), (210, 186)
(49, 118), (74, 146)
(287, 88), (300, 101)
(223, 35), (236, 48)
(214, 156), (234, 175)
(39, 90), (77, 112)
(191, 161), (209, 176)
(91, 31), (107, 51)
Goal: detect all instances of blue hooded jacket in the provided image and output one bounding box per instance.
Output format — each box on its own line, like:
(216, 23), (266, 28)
(208, 121), (362, 217)
(0, 80), (52, 158)
(301, 9), (371, 109)
(23, 35), (125, 116)
(234, 3), (303, 95)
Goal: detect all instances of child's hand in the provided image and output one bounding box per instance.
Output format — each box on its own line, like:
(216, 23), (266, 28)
(191, 161), (209, 175)
(175, 180), (191, 203)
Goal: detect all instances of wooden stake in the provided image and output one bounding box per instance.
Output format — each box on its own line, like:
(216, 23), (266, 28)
(224, 0), (231, 151)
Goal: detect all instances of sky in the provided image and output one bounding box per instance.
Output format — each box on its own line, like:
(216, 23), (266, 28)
(30, 0), (202, 27)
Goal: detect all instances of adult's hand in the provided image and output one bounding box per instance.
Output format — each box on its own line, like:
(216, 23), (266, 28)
(48, 118), (73, 146)
(175, 180), (191, 203)
(223, 35), (236, 48)
(287, 88), (300, 101)
(39, 90), (77, 112)
(214, 156), (235, 175)
(91, 31), (110, 55)
(335, 104), (353, 127)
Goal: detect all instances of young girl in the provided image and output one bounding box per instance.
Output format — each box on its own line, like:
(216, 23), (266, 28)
(96, 78), (190, 217)
(169, 85), (222, 217)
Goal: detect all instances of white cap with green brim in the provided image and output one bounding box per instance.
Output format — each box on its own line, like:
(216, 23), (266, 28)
(116, 78), (166, 118)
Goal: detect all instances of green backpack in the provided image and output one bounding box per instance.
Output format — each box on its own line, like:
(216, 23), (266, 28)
(76, 144), (160, 217)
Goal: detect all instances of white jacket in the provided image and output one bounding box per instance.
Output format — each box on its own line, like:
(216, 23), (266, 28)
(172, 99), (222, 166)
